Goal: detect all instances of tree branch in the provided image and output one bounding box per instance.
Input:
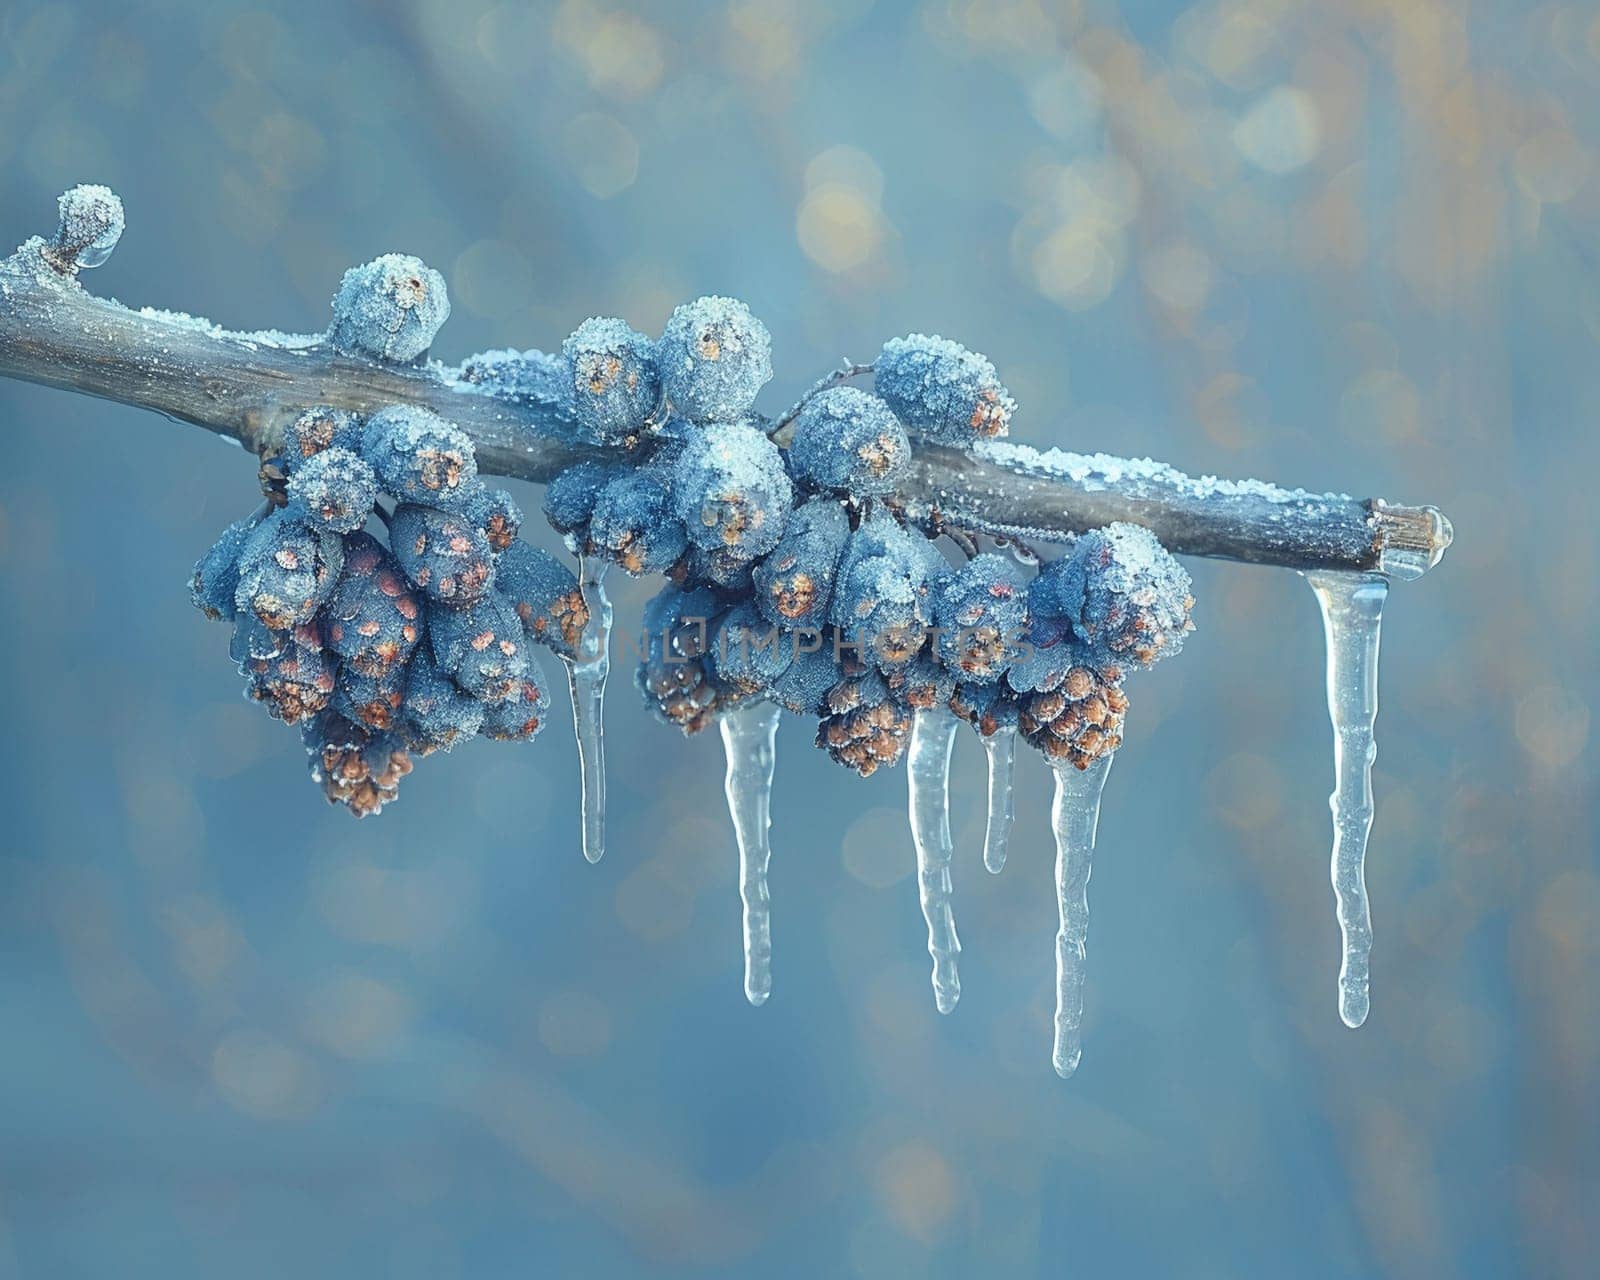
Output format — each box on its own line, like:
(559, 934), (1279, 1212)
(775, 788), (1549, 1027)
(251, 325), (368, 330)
(0, 205), (1451, 578)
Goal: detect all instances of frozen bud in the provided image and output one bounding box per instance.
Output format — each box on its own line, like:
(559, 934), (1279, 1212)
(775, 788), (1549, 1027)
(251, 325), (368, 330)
(283, 405), (364, 471)
(401, 647), (484, 754)
(190, 514), (261, 622)
(479, 650), (552, 741)
(711, 601), (794, 698)
(1015, 656), (1128, 770)
(588, 466), (687, 575)
(464, 485), (522, 554)
(303, 711), (413, 817)
(671, 421), (793, 561)
(816, 662), (911, 776)
(635, 584), (735, 735)
(233, 506), (344, 630)
(561, 316), (662, 446)
(287, 447), (378, 534)
(428, 593), (532, 704)
(333, 662), (407, 731)
(828, 510), (947, 670)
(753, 496), (850, 629)
(658, 296), (773, 422)
(887, 655), (956, 712)
(389, 503), (495, 605)
(789, 387), (910, 497)
(44, 184), (123, 273)
(329, 253), (450, 362)
(361, 406), (478, 509)
(323, 532), (423, 678)
(770, 643), (841, 716)
(495, 540), (589, 658)
(949, 680), (1021, 738)
(1036, 523), (1194, 666)
(933, 554), (1028, 684)
(875, 333), (1014, 445)
(543, 461), (625, 539)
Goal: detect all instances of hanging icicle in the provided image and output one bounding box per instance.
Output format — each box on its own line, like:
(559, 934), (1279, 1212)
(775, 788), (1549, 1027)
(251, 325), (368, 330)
(720, 702), (782, 1006)
(1306, 570), (1387, 1029)
(981, 726), (1017, 874)
(1050, 752), (1114, 1079)
(907, 706), (962, 1014)
(562, 556), (613, 865)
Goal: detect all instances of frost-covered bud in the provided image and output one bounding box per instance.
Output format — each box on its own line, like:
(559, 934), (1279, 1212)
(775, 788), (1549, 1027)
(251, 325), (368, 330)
(816, 660), (911, 776)
(401, 647), (484, 754)
(389, 503), (495, 606)
(711, 601), (794, 698)
(671, 421), (793, 561)
(560, 317), (662, 446)
(949, 680), (1020, 738)
(303, 710), (413, 818)
(287, 447), (378, 534)
(495, 540), (589, 658)
(1035, 523), (1194, 666)
(828, 510), (948, 670)
(245, 635), (336, 726)
(770, 642), (841, 716)
(875, 334), (1014, 445)
(542, 461), (625, 539)
(282, 406), (363, 471)
(1014, 657), (1128, 770)
(636, 584), (734, 735)
(428, 593), (532, 704)
(681, 544), (756, 592)
(464, 485), (522, 554)
(479, 650), (552, 741)
(658, 296), (773, 422)
(588, 466), (688, 575)
(361, 406), (478, 510)
(43, 184), (123, 273)
(234, 506), (344, 630)
(323, 532), (423, 678)
(753, 496), (849, 628)
(329, 254), (450, 362)
(334, 662), (407, 731)
(933, 554), (1028, 684)
(789, 387), (910, 497)
(887, 655), (956, 712)
(190, 514), (261, 622)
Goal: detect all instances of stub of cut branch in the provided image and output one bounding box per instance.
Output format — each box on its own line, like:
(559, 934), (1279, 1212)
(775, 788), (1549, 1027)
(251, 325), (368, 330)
(0, 202), (1451, 578)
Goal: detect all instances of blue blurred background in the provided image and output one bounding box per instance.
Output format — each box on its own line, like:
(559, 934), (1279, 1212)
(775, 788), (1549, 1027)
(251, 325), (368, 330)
(1, 0), (1595, 1275)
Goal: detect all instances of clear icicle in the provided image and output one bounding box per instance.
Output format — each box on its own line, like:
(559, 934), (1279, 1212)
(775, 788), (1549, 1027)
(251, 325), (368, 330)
(1306, 570), (1387, 1029)
(561, 556), (612, 865)
(1050, 752), (1114, 1079)
(981, 726), (1017, 874)
(719, 702), (782, 1006)
(907, 706), (962, 1014)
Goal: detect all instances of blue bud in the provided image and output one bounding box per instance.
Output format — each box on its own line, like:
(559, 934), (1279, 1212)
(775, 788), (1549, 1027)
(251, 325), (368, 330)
(659, 296), (773, 422)
(932, 553), (1028, 684)
(333, 661), (407, 732)
(402, 646), (485, 753)
(770, 643), (841, 716)
(588, 465), (688, 575)
(428, 593), (533, 704)
(361, 406), (479, 510)
(789, 386), (909, 496)
(496, 540), (589, 658)
(464, 484), (522, 554)
(875, 333), (1014, 445)
(753, 496), (849, 629)
(1035, 523), (1193, 667)
(389, 503), (495, 606)
(479, 648), (552, 741)
(671, 421), (793, 561)
(287, 447), (378, 534)
(710, 600), (794, 697)
(323, 532), (424, 679)
(561, 317), (662, 446)
(191, 514), (261, 621)
(543, 461), (626, 538)
(282, 406), (363, 472)
(330, 254), (449, 362)
(234, 505), (344, 630)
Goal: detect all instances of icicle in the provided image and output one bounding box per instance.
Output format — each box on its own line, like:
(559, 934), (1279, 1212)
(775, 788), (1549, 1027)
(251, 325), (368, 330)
(1306, 570), (1387, 1029)
(561, 556), (612, 865)
(981, 726), (1017, 874)
(1050, 752), (1114, 1079)
(720, 702), (781, 1006)
(907, 706), (962, 1014)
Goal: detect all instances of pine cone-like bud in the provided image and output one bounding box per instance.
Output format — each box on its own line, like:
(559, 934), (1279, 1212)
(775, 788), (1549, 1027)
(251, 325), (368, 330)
(816, 661), (911, 775)
(239, 620), (335, 725)
(1017, 662), (1129, 770)
(303, 711), (413, 817)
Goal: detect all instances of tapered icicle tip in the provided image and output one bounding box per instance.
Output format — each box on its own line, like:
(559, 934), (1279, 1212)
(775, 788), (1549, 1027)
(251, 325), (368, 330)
(908, 707), (962, 1014)
(720, 703), (781, 1007)
(565, 557), (613, 865)
(1050, 752), (1114, 1079)
(1306, 570), (1385, 1031)
(981, 726), (1017, 874)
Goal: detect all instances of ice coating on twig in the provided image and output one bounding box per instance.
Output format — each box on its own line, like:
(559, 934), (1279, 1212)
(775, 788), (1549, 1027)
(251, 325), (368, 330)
(1307, 571), (1386, 1029)
(720, 702), (782, 1006)
(908, 706), (962, 1014)
(982, 725), (1017, 874)
(1051, 751), (1113, 1078)
(563, 556), (613, 864)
